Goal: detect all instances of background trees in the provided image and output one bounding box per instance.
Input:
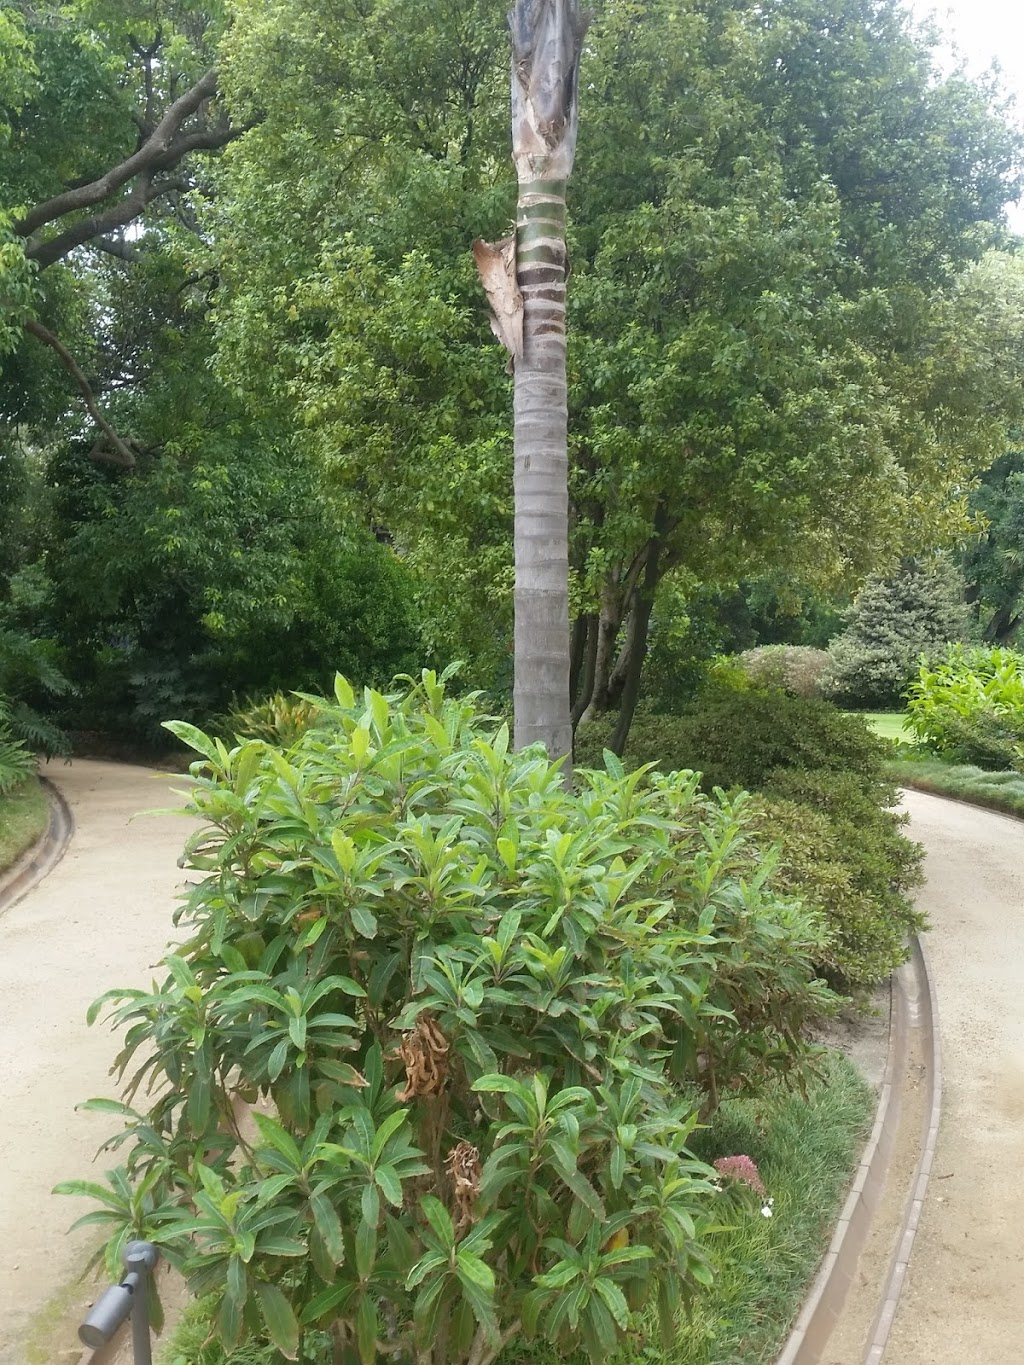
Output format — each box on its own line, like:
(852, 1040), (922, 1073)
(1, 0), (1024, 748)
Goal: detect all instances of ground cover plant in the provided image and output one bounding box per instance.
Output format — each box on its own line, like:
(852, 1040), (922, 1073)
(887, 756), (1024, 821)
(576, 690), (924, 989)
(0, 773), (48, 873)
(65, 672), (837, 1364)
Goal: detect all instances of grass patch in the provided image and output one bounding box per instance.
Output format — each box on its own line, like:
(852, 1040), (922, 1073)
(0, 775), (49, 875)
(851, 712), (913, 744)
(156, 1055), (872, 1365)
(888, 755), (1024, 820)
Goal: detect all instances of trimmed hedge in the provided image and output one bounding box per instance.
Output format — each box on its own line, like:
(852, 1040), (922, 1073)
(576, 691), (924, 990)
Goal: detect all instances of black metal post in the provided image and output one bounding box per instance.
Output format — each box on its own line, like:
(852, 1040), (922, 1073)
(78, 1239), (159, 1364)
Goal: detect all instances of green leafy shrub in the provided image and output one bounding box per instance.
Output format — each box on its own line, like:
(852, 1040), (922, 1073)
(66, 672), (835, 1365)
(576, 691), (892, 796)
(0, 565), (73, 757)
(824, 558), (968, 709)
(906, 644), (1024, 770)
(736, 646), (830, 699)
(575, 692), (922, 989)
(219, 692), (324, 747)
(755, 777), (924, 989)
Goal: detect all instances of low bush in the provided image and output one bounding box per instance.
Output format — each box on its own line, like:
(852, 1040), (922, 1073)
(736, 646), (830, 700)
(755, 779), (924, 989)
(906, 645), (1024, 770)
(218, 691), (325, 747)
(576, 691), (892, 796)
(67, 672), (836, 1365)
(575, 692), (922, 989)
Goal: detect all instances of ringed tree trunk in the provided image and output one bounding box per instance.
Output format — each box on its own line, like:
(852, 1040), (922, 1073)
(476, 0), (588, 767)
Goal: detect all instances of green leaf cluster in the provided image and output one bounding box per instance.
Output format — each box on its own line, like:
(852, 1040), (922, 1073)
(907, 643), (1024, 770)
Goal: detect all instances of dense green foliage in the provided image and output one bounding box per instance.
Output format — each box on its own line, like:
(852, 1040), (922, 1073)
(0, 697), (35, 794)
(824, 559), (970, 709)
(906, 645), (1024, 770)
(3, 0), (1024, 743)
(576, 691), (923, 988)
(65, 673), (836, 1363)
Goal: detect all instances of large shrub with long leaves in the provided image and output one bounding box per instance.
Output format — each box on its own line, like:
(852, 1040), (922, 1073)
(65, 673), (834, 1364)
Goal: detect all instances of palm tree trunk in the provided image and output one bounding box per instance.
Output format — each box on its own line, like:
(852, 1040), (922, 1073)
(477, 0), (587, 766)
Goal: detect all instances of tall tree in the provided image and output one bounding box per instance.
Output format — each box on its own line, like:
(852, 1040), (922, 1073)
(476, 0), (587, 761)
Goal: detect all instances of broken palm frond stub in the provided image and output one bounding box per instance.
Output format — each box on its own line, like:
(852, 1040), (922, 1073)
(472, 236), (522, 369)
(394, 1016), (450, 1102)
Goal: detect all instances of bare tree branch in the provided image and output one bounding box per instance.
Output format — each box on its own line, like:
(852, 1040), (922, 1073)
(25, 319), (136, 469)
(15, 67), (219, 239)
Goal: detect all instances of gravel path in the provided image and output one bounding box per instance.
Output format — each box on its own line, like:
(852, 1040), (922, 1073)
(0, 760), (195, 1364)
(884, 789), (1024, 1363)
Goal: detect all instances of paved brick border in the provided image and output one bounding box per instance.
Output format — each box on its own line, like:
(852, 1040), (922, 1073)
(776, 933), (940, 1365)
(0, 775), (74, 918)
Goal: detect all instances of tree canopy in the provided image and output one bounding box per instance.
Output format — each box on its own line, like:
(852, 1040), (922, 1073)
(2, 0), (1024, 740)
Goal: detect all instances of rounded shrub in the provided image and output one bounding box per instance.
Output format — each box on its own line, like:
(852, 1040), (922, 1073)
(575, 691), (923, 990)
(736, 646), (830, 699)
(69, 672), (835, 1365)
(577, 690), (892, 795)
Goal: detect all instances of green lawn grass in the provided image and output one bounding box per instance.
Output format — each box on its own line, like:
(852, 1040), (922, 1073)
(853, 712), (913, 744)
(0, 775), (49, 874)
(158, 1056), (873, 1365)
(888, 756), (1024, 820)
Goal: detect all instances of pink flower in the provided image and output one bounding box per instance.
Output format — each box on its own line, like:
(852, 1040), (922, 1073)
(713, 1154), (767, 1198)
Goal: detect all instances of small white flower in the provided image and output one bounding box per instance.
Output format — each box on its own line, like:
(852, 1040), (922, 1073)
(761, 1199), (774, 1218)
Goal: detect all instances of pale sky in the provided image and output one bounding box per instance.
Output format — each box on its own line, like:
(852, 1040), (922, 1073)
(909, 0), (1024, 229)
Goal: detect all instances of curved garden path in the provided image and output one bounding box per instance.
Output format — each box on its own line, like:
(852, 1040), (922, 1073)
(0, 760), (196, 1365)
(882, 789), (1024, 1363)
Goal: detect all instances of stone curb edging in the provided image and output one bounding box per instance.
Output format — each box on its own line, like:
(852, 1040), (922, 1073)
(0, 775), (74, 918)
(863, 935), (943, 1364)
(775, 933), (941, 1365)
(774, 973), (902, 1364)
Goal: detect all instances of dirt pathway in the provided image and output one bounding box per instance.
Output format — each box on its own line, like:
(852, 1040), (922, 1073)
(883, 789), (1024, 1363)
(0, 760), (196, 1364)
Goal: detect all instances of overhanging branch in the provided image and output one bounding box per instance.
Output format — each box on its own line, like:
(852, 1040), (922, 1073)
(15, 68), (219, 239)
(25, 319), (136, 469)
